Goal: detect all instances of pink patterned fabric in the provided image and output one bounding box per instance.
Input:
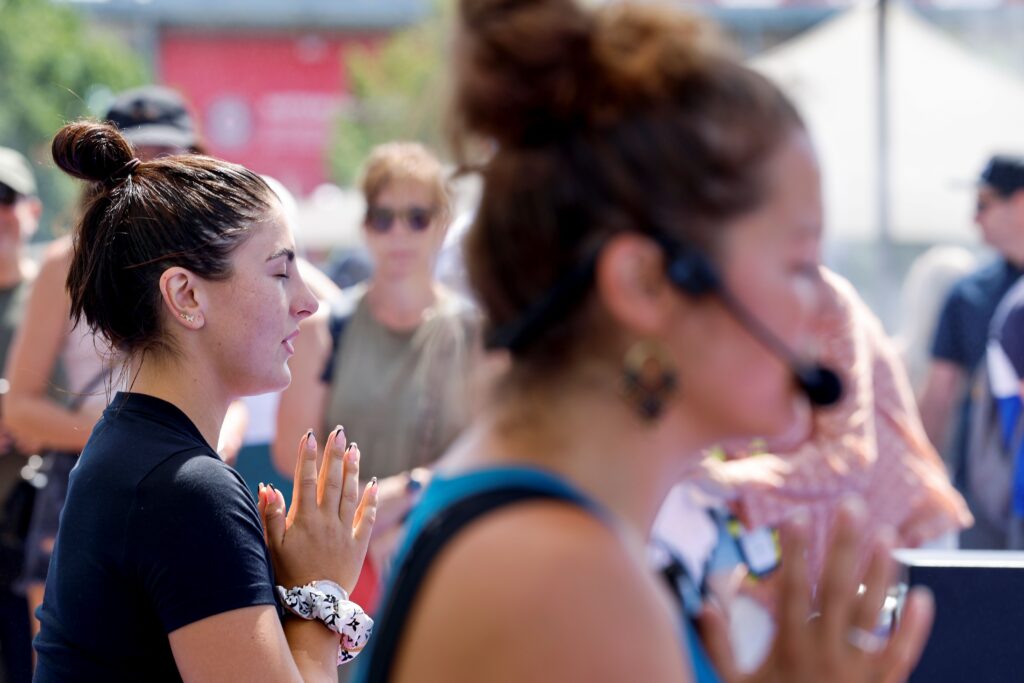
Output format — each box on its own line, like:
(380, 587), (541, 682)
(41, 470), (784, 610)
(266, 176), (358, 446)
(710, 268), (972, 583)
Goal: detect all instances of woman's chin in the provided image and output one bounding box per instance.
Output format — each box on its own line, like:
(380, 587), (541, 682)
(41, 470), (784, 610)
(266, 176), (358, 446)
(235, 368), (291, 398)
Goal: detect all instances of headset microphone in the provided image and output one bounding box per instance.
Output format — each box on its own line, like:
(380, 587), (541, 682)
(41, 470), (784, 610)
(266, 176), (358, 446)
(664, 246), (844, 408)
(792, 363), (844, 408)
(488, 233), (845, 408)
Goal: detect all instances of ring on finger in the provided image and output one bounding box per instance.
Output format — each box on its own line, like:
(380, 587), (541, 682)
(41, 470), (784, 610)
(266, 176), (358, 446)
(846, 626), (885, 655)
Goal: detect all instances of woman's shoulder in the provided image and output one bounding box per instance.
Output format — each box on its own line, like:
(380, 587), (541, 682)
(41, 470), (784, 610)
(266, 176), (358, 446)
(42, 235), (74, 261)
(430, 285), (483, 338)
(434, 284), (476, 315)
(127, 449), (258, 539)
(153, 448), (248, 496)
(391, 501), (690, 681)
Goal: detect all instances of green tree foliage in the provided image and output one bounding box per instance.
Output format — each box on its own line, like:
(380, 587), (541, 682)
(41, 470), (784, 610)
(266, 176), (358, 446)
(331, 1), (452, 185)
(0, 0), (146, 236)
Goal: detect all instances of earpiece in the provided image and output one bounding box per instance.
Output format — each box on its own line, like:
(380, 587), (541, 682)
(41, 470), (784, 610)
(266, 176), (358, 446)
(661, 245), (843, 408)
(487, 232), (845, 409)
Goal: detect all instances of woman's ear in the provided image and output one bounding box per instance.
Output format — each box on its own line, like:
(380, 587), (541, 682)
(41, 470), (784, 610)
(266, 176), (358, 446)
(159, 267), (205, 329)
(594, 233), (677, 336)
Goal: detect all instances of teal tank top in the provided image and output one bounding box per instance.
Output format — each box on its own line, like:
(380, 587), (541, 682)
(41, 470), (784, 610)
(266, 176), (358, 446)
(353, 466), (721, 683)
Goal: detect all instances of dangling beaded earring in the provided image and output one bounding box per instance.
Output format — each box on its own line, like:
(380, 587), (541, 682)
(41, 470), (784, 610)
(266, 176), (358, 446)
(622, 341), (678, 420)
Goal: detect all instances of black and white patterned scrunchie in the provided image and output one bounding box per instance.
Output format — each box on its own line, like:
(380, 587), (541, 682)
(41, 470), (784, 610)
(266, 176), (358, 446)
(276, 582), (374, 665)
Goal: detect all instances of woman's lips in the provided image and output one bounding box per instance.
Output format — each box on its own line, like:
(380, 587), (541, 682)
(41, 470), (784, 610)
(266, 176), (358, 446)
(283, 330), (300, 354)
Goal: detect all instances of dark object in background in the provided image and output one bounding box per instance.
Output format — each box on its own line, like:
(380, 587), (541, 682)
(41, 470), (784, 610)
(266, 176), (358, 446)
(0, 466), (42, 586)
(104, 85), (199, 152)
(894, 549), (1024, 683)
(326, 248), (374, 290)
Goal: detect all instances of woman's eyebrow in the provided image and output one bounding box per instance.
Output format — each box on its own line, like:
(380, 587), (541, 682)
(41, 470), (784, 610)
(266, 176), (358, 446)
(265, 248), (296, 263)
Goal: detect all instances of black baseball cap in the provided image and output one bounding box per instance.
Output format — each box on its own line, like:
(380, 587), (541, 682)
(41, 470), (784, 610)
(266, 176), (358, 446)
(978, 155), (1024, 197)
(105, 85), (199, 151)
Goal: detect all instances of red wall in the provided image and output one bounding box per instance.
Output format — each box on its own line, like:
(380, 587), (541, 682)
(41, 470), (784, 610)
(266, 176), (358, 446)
(160, 30), (379, 195)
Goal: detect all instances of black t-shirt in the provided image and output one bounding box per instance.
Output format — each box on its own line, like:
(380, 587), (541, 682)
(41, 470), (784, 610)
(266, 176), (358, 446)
(34, 392), (277, 682)
(931, 258), (1024, 374)
(930, 258), (1024, 484)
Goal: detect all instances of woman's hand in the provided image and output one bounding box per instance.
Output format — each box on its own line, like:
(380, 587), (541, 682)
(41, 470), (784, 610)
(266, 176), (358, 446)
(374, 468), (432, 531)
(700, 499), (934, 683)
(367, 468), (432, 578)
(691, 456), (790, 503)
(258, 427), (377, 593)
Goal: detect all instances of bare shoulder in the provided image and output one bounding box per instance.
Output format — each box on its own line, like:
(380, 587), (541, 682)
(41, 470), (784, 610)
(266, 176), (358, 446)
(41, 235), (73, 268)
(391, 502), (692, 683)
(34, 237), (73, 285)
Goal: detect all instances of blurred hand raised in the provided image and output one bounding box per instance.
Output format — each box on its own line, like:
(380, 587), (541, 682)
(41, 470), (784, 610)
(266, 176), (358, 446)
(700, 498), (934, 683)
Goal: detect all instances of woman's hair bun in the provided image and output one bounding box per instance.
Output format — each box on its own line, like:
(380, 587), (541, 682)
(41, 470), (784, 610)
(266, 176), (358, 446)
(454, 0), (732, 147)
(591, 3), (730, 110)
(51, 121), (136, 185)
(454, 0), (594, 145)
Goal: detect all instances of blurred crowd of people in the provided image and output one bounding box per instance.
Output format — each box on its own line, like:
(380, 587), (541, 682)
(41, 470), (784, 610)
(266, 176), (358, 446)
(3, 0), (1024, 680)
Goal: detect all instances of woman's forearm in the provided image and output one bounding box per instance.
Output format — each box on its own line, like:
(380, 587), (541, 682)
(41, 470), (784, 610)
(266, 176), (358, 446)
(5, 392), (98, 452)
(282, 619), (342, 683)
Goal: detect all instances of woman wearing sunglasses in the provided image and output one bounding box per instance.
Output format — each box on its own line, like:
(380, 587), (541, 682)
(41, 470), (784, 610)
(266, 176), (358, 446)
(277, 142), (484, 581)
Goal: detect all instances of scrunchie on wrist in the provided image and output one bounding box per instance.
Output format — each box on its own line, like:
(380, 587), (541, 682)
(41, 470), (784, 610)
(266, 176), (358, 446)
(276, 580), (373, 665)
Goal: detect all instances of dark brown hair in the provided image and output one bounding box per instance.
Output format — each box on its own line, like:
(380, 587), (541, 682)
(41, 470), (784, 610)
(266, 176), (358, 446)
(453, 0), (802, 367)
(53, 121), (274, 357)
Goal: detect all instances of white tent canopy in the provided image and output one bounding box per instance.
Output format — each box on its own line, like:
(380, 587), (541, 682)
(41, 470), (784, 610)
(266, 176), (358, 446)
(751, 2), (1024, 243)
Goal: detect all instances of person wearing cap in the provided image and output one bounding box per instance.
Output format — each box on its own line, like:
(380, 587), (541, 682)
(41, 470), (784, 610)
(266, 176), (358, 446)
(0, 147), (39, 285)
(0, 145), (41, 683)
(918, 154), (1024, 546)
(104, 85), (202, 159)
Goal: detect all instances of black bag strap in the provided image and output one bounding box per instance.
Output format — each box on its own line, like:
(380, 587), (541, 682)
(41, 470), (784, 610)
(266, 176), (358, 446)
(360, 485), (585, 683)
(67, 368), (108, 412)
(319, 306), (352, 384)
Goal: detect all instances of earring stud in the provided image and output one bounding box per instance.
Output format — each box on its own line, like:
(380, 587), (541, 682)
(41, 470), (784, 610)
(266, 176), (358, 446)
(180, 312), (196, 323)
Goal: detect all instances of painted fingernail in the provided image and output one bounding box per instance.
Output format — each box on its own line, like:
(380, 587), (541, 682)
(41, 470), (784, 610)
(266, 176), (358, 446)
(370, 477), (378, 487)
(307, 432), (317, 451)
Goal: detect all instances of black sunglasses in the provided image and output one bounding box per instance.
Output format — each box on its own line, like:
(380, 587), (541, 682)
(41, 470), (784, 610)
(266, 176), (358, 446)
(0, 183), (19, 208)
(365, 206), (435, 233)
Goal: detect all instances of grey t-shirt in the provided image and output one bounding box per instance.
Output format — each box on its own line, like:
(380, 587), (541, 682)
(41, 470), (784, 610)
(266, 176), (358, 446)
(322, 288), (480, 480)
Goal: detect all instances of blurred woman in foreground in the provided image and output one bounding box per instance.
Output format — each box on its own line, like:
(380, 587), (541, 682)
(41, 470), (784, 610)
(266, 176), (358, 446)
(354, 1), (934, 682)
